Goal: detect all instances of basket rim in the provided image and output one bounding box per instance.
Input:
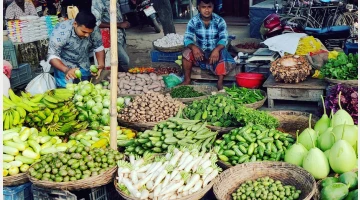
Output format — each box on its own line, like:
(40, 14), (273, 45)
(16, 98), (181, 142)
(241, 89), (267, 109)
(27, 165), (117, 191)
(324, 77), (358, 84)
(213, 161), (317, 200)
(3, 172), (29, 186)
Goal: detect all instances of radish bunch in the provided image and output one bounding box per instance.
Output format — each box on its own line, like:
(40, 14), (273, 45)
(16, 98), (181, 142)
(116, 145), (220, 199)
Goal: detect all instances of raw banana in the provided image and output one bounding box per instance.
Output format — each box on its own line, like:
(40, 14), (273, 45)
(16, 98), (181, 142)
(8, 89), (22, 103)
(43, 95), (59, 104)
(29, 94), (44, 103)
(44, 113), (54, 124)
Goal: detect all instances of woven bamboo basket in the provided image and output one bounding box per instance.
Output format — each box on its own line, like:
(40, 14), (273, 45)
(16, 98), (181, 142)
(152, 41), (184, 53)
(165, 85), (218, 104)
(270, 111), (319, 137)
(118, 118), (162, 131)
(27, 166), (117, 191)
(324, 78), (358, 87)
(243, 90), (267, 109)
(213, 162), (318, 200)
(206, 125), (236, 134)
(315, 168), (358, 199)
(3, 173), (29, 186)
(231, 38), (263, 54)
(114, 176), (217, 200)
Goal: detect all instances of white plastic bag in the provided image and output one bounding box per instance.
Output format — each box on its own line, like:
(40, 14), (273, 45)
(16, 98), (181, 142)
(25, 60), (56, 95)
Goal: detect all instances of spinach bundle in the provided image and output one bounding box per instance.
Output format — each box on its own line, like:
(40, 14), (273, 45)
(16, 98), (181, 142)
(321, 53), (358, 80)
(170, 86), (205, 98)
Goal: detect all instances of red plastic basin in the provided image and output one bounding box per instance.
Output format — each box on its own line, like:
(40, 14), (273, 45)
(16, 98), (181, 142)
(235, 73), (265, 89)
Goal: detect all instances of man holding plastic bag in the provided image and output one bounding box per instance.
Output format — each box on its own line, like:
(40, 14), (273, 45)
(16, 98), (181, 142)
(47, 11), (106, 88)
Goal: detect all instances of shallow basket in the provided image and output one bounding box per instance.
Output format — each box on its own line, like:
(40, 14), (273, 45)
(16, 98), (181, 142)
(152, 41), (184, 53)
(118, 118), (161, 131)
(166, 85), (218, 104)
(270, 110), (319, 137)
(243, 90), (267, 109)
(27, 166), (117, 191)
(3, 173), (29, 186)
(231, 38), (263, 54)
(324, 77), (358, 87)
(114, 175), (217, 200)
(213, 162), (318, 200)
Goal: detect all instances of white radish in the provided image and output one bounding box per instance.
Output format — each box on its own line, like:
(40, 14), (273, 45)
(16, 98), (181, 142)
(149, 193), (154, 199)
(134, 159), (144, 169)
(160, 180), (184, 196)
(183, 174), (200, 191)
(137, 172), (145, 179)
(150, 165), (165, 181)
(198, 153), (211, 166)
(130, 170), (138, 184)
(122, 168), (131, 174)
(153, 183), (163, 197)
(165, 152), (172, 160)
(161, 174), (171, 190)
(153, 170), (167, 189)
(173, 173), (181, 181)
(146, 180), (153, 190)
(137, 163), (152, 173)
(184, 157), (201, 172)
(122, 178), (141, 198)
(201, 160), (211, 170)
(170, 169), (179, 180)
(203, 170), (218, 187)
(169, 194), (177, 199)
(169, 151), (183, 166)
(190, 180), (203, 193)
(140, 189), (149, 199)
(178, 151), (190, 166)
(177, 185), (185, 193)
(192, 156), (204, 172)
(129, 154), (135, 165)
(178, 155), (193, 170)
(147, 162), (162, 175)
(182, 190), (189, 196)
(202, 167), (214, 180)
(136, 173), (153, 189)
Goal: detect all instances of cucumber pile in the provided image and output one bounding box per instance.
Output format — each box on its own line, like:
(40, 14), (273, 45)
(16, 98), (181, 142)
(215, 124), (295, 166)
(124, 117), (218, 155)
(320, 171), (358, 200)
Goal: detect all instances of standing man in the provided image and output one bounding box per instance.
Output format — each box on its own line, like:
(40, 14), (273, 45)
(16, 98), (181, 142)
(47, 11), (105, 88)
(92, 0), (131, 72)
(5, 0), (38, 19)
(181, 0), (235, 90)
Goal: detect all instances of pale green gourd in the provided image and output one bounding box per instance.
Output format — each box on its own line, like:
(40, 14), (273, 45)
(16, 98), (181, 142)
(317, 110), (335, 152)
(314, 95), (330, 135)
(332, 91), (354, 127)
(332, 124), (358, 146)
(284, 130), (308, 167)
(298, 114), (318, 150)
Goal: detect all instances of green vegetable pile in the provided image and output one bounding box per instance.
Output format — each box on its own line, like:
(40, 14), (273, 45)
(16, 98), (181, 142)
(215, 124), (295, 166)
(320, 171), (358, 200)
(170, 86), (205, 98)
(28, 146), (123, 182)
(183, 95), (279, 128)
(124, 117), (217, 155)
(224, 86), (264, 104)
(320, 53), (358, 80)
(232, 177), (302, 200)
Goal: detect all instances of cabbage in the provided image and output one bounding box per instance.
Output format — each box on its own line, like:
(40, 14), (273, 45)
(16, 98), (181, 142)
(117, 97), (125, 106)
(105, 90), (111, 96)
(90, 121), (100, 130)
(95, 102), (103, 110)
(75, 102), (84, 108)
(66, 83), (75, 90)
(100, 89), (108, 96)
(103, 99), (110, 108)
(74, 94), (83, 102)
(102, 81), (110, 86)
(86, 100), (96, 110)
(94, 95), (103, 103)
(101, 108), (110, 116)
(77, 113), (87, 121)
(94, 84), (103, 90)
(89, 114), (98, 122)
(83, 96), (92, 103)
(91, 106), (102, 115)
(101, 115), (110, 125)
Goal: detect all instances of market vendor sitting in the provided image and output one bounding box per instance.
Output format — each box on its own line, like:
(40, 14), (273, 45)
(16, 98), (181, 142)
(47, 11), (105, 88)
(181, 0), (235, 90)
(5, 0), (38, 20)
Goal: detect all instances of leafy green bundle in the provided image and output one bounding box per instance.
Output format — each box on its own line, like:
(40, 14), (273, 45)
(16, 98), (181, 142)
(321, 53), (358, 80)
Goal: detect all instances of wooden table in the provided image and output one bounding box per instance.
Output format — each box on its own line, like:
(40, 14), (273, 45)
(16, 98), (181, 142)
(263, 75), (327, 108)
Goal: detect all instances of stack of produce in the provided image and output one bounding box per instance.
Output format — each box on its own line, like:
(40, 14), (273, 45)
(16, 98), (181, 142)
(2, 127), (69, 177)
(324, 84), (358, 124)
(319, 171), (358, 200)
(124, 118), (218, 155)
(67, 81), (126, 130)
(284, 93), (358, 179)
(117, 146), (220, 199)
(28, 146), (123, 182)
(118, 92), (184, 123)
(153, 33), (184, 48)
(128, 67), (155, 74)
(295, 36), (322, 55)
(320, 52), (358, 80)
(270, 55), (312, 83)
(184, 95), (279, 128)
(231, 177), (302, 200)
(170, 86), (205, 98)
(154, 66), (181, 75)
(215, 124), (295, 166)
(224, 86), (265, 104)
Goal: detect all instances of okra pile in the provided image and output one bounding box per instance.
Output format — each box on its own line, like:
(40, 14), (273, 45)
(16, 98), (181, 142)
(232, 177), (301, 200)
(215, 124), (295, 166)
(124, 117), (218, 155)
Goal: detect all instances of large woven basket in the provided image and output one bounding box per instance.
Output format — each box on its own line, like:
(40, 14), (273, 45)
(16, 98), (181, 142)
(114, 176), (217, 200)
(243, 90), (267, 109)
(27, 166), (117, 191)
(270, 111), (319, 137)
(3, 173), (29, 186)
(166, 85), (218, 104)
(324, 78), (358, 87)
(152, 41), (184, 53)
(231, 38), (263, 54)
(213, 162), (318, 200)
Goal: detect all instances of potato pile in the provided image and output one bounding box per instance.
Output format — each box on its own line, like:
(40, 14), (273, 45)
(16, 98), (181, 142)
(118, 92), (184, 123)
(112, 72), (165, 95)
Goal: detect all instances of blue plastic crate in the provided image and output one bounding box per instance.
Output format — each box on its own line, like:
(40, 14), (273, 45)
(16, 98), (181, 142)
(150, 49), (182, 62)
(3, 40), (19, 69)
(10, 63), (33, 88)
(344, 43), (358, 55)
(3, 182), (33, 200)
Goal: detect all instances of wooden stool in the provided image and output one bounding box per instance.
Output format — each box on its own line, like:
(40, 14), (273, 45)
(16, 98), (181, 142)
(263, 75), (327, 108)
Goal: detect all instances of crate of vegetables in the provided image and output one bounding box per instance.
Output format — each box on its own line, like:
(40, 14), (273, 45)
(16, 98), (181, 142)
(213, 162), (317, 200)
(166, 85), (218, 104)
(231, 38), (263, 54)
